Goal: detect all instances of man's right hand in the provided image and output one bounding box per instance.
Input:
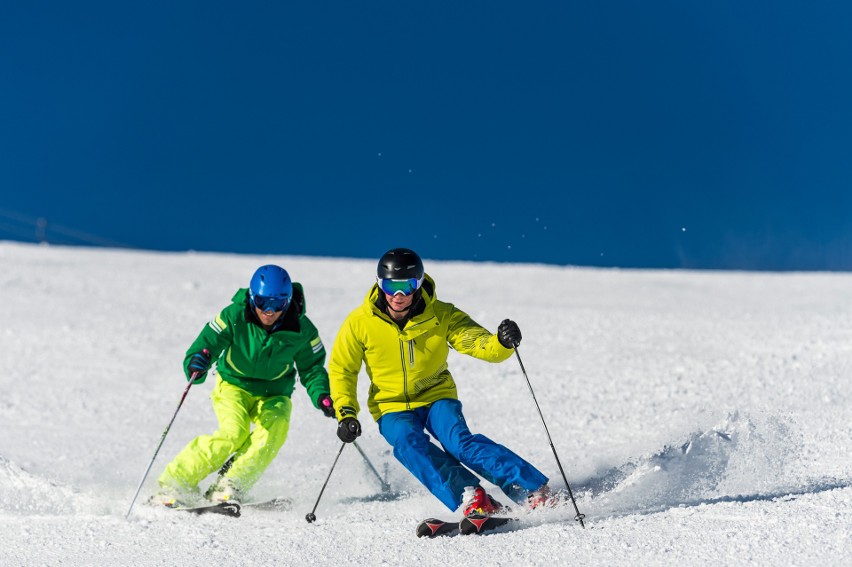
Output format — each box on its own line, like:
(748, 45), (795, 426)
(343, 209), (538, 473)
(337, 417), (362, 443)
(187, 350), (211, 376)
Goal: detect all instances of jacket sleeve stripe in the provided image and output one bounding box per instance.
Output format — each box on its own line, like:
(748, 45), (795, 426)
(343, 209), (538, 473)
(208, 314), (227, 334)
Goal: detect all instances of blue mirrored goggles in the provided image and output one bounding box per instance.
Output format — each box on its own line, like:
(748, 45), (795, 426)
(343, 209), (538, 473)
(252, 294), (291, 313)
(377, 276), (423, 296)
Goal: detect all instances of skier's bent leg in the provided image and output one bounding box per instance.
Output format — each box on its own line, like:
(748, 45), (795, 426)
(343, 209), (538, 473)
(427, 398), (548, 504)
(379, 407), (479, 511)
(224, 395), (292, 492)
(158, 378), (252, 490)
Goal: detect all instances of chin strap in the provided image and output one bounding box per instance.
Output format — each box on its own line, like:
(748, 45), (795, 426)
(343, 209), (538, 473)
(386, 289), (422, 316)
(386, 302), (410, 314)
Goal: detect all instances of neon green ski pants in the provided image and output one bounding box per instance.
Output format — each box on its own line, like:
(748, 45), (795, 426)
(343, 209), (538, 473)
(158, 377), (292, 494)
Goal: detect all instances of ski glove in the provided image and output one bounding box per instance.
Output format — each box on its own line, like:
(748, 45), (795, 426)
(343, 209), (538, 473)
(497, 319), (522, 349)
(319, 395), (336, 419)
(337, 418), (361, 443)
(187, 350), (212, 376)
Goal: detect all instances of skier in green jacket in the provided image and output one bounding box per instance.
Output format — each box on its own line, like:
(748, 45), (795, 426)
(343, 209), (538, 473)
(153, 265), (334, 506)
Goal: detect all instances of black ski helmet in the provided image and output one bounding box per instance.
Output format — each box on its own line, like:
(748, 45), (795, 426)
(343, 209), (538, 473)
(377, 248), (424, 281)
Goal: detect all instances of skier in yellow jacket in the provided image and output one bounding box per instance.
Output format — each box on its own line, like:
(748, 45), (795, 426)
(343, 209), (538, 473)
(329, 248), (551, 517)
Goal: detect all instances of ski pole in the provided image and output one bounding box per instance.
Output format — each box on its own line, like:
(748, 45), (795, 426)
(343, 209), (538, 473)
(305, 442), (346, 523)
(125, 350), (209, 519)
(216, 428), (390, 498)
(514, 347), (586, 528)
(216, 439), (388, 496)
(353, 440), (391, 493)
(218, 454), (236, 476)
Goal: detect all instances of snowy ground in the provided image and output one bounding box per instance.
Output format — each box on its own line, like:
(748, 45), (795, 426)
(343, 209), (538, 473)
(1, 241), (850, 566)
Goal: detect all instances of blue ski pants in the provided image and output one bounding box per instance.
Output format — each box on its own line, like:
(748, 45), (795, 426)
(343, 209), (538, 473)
(377, 398), (548, 511)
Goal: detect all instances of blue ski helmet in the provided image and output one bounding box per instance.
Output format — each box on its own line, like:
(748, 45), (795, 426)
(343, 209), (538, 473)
(249, 265), (293, 313)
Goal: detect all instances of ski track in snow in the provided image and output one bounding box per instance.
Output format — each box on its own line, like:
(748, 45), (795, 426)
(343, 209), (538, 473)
(1, 242), (850, 566)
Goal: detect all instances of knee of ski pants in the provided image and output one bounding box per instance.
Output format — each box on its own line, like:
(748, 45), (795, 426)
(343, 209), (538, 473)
(378, 408), (431, 451)
(254, 396), (293, 441)
(210, 379), (255, 443)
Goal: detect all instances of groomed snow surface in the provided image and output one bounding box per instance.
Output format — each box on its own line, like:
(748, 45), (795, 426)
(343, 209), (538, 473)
(1, 242), (850, 566)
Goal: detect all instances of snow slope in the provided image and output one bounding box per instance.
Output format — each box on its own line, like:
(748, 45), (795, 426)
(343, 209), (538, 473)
(0, 242), (850, 566)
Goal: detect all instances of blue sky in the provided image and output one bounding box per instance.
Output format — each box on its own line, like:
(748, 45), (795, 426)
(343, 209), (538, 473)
(2, 2), (851, 270)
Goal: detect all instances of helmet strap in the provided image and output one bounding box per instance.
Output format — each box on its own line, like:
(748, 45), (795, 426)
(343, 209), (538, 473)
(381, 289), (422, 322)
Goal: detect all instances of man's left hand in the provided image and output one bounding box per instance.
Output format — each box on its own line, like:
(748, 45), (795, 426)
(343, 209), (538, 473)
(319, 395), (335, 418)
(497, 319), (522, 348)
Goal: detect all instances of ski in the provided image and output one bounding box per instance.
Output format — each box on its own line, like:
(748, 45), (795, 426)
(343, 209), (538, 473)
(241, 497), (293, 511)
(416, 518), (460, 538)
(416, 514), (517, 538)
(154, 497), (289, 516)
(459, 514), (515, 535)
(173, 501), (242, 517)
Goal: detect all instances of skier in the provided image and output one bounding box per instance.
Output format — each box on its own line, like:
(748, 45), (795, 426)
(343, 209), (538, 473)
(329, 248), (552, 518)
(152, 264), (335, 506)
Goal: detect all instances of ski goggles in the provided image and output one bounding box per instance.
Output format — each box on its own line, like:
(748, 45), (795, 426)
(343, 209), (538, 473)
(252, 294), (291, 313)
(377, 276), (423, 296)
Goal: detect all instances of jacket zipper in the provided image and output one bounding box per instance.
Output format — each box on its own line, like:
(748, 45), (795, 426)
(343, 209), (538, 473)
(377, 310), (429, 410)
(398, 338), (411, 409)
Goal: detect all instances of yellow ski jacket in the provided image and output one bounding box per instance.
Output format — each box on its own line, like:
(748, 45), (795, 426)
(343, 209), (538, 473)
(329, 274), (514, 422)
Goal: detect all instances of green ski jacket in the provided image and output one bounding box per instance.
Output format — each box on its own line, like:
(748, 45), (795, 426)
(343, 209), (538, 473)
(184, 283), (329, 406)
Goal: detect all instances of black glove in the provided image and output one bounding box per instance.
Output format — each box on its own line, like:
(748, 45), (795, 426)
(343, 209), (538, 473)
(187, 350), (211, 375)
(318, 395), (335, 418)
(337, 417), (361, 443)
(497, 319), (522, 348)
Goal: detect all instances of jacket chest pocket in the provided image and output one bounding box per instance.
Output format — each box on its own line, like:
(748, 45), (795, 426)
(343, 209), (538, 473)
(403, 333), (448, 370)
(407, 339), (416, 368)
